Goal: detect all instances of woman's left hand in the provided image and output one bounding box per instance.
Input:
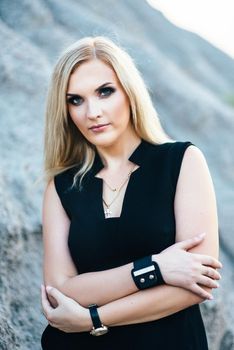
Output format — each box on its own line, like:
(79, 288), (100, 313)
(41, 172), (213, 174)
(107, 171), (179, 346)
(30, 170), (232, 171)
(41, 284), (92, 333)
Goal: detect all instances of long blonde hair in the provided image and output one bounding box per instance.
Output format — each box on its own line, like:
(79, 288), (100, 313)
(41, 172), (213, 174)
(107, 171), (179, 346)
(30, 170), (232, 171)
(44, 36), (172, 190)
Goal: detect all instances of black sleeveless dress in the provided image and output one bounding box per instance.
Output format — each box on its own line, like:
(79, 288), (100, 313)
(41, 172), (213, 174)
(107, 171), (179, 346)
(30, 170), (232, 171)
(41, 139), (208, 350)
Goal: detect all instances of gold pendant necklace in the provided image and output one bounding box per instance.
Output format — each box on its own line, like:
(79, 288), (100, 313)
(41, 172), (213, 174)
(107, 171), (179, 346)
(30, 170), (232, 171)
(102, 165), (136, 218)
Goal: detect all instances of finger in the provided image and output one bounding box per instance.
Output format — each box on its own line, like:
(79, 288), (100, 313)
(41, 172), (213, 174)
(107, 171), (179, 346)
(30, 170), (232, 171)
(201, 266), (221, 280)
(199, 255), (222, 269)
(41, 285), (53, 316)
(46, 286), (66, 304)
(176, 232), (206, 250)
(197, 275), (220, 289)
(190, 284), (213, 300)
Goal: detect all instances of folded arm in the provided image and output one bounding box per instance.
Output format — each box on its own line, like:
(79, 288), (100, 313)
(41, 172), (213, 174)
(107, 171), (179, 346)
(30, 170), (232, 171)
(42, 146), (220, 312)
(98, 145), (220, 327)
(42, 178), (137, 307)
(98, 284), (204, 327)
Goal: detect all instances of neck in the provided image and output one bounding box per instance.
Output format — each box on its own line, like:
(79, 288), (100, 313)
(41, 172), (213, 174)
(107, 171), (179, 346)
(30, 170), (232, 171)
(95, 132), (141, 171)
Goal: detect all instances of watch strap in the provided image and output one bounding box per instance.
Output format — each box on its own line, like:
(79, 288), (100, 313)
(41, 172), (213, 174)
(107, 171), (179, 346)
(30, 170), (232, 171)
(88, 304), (102, 329)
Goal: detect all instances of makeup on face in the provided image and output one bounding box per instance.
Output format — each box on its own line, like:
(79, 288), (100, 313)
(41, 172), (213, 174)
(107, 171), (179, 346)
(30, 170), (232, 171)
(66, 59), (131, 145)
(66, 83), (116, 107)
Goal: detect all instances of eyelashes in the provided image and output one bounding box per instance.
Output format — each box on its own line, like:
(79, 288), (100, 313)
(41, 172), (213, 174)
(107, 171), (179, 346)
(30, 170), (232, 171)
(99, 86), (116, 97)
(66, 87), (116, 106)
(66, 95), (83, 106)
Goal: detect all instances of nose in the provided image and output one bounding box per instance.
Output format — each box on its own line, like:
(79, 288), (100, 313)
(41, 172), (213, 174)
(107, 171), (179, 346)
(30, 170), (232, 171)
(86, 99), (101, 119)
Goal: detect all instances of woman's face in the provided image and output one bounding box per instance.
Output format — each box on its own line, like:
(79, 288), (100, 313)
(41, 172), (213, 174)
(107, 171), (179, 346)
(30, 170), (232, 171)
(66, 59), (132, 147)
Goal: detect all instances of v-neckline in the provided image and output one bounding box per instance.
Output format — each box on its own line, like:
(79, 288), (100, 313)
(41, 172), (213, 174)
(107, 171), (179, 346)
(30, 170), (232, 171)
(92, 139), (147, 221)
(96, 165), (141, 220)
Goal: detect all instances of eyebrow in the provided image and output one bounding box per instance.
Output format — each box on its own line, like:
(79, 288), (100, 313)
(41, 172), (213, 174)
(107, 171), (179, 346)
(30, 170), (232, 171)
(66, 82), (113, 96)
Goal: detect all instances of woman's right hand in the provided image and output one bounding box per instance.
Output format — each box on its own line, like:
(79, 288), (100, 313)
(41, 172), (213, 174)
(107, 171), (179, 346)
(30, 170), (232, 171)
(153, 233), (222, 300)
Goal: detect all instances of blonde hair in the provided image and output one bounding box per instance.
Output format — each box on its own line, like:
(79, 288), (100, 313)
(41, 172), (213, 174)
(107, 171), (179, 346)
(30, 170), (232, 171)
(43, 36), (172, 190)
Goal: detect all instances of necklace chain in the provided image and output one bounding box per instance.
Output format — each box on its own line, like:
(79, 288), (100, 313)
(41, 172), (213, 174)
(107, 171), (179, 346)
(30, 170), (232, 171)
(102, 165), (136, 218)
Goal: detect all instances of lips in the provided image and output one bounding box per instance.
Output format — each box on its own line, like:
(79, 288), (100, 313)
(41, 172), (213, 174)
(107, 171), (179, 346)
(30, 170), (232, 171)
(89, 123), (109, 129)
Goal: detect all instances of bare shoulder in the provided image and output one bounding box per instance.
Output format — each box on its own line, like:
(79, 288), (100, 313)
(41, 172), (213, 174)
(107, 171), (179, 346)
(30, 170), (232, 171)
(175, 144), (214, 208)
(181, 144), (208, 167)
(43, 178), (58, 209)
(43, 177), (69, 222)
(177, 144), (212, 186)
(174, 144), (219, 258)
(44, 178), (55, 196)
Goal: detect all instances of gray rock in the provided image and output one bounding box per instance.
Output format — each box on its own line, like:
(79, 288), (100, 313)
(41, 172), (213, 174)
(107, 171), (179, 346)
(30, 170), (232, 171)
(0, 0), (233, 349)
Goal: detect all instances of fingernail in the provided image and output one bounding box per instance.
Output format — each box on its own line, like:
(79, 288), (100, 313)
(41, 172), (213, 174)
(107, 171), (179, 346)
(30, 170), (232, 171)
(46, 286), (52, 292)
(208, 295), (214, 300)
(198, 232), (206, 238)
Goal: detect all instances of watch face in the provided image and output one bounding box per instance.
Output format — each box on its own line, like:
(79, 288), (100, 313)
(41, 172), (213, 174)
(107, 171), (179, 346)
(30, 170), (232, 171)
(90, 326), (108, 336)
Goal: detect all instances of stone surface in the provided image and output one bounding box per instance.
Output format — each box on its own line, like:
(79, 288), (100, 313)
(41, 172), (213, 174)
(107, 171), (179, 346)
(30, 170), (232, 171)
(0, 0), (233, 349)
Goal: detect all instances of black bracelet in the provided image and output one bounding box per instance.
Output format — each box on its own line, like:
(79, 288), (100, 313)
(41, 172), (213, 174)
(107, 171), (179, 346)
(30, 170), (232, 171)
(131, 255), (165, 290)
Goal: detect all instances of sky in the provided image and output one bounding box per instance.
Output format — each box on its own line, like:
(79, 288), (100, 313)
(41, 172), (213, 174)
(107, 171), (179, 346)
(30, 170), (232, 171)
(147, 0), (234, 59)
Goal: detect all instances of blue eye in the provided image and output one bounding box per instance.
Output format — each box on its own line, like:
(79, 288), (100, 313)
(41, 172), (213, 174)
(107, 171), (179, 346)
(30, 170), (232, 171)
(67, 96), (83, 106)
(99, 87), (115, 97)
(66, 87), (115, 106)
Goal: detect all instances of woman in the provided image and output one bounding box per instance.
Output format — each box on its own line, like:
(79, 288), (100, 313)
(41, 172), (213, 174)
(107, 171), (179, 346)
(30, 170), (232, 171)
(41, 36), (222, 349)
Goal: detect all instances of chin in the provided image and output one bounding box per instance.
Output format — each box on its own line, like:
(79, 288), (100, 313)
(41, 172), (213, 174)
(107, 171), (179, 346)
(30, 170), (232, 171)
(89, 133), (118, 148)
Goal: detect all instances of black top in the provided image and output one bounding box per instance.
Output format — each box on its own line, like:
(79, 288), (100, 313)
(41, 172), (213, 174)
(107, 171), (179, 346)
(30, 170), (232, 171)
(41, 139), (208, 350)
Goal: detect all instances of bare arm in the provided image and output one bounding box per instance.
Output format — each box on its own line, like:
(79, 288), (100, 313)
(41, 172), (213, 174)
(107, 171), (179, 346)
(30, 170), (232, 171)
(96, 145), (221, 326)
(59, 235), (221, 307)
(43, 146), (220, 308)
(42, 145), (222, 333)
(99, 284), (204, 327)
(42, 179), (137, 307)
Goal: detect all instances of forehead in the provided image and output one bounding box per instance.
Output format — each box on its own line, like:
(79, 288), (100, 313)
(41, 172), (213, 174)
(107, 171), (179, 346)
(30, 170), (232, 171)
(67, 59), (119, 92)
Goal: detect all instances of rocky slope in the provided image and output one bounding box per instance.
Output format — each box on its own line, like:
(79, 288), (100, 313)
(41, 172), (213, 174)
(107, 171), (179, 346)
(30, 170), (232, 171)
(0, 0), (233, 349)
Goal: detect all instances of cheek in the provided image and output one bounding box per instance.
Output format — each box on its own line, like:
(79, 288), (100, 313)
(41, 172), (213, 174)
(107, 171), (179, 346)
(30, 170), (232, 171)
(68, 107), (85, 129)
(108, 94), (130, 121)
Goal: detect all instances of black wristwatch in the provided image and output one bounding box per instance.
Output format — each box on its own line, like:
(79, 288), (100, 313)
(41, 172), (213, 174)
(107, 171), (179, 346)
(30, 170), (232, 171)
(88, 304), (109, 336)
(131, 255), (165, 290)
